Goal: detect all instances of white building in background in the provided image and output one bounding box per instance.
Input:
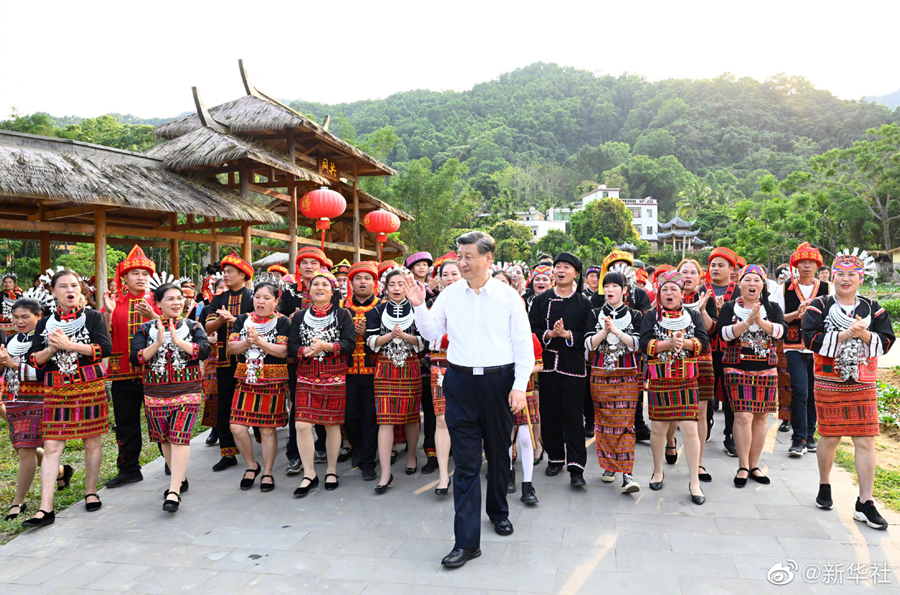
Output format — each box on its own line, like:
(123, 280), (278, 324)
(547, 186), (660, 246)
(514, 207), (566, 240)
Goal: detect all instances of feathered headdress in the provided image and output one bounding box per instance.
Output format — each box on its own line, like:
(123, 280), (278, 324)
(23, 286), (56, 313)
(148, 271), (175, 292)
(832, 248), (877, 285)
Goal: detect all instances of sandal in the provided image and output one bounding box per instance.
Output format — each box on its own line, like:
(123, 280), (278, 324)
(259, 474), (275, 493)
(324, 473), (340, 491)
(749, 467), (771, 485)
(240, 463), (262, 490)
(5, 502), (27, 521)
(56, 464), (74, 491)
(698, 465), (712, 483)
(84, 493), (102, 512)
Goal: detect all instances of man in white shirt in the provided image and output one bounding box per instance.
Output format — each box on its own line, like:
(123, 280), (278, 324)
(405, 231), (534, 569)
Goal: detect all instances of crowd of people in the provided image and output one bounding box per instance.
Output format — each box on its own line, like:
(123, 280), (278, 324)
(0, 234), (893, 566)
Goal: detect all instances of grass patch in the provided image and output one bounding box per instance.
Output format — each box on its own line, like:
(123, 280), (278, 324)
(834, 438), (900, 512)
(0, 386), (206, 544)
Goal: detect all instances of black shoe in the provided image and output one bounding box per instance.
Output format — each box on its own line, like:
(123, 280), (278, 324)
(84, 493), (102, 512)
(492, 518), (514, 536)
(56, 464), (74, 491)
(212, 456), (238, 471)
(240, 463), (262, 490)
(749, 467), (770, 485)
(855, 498), (888, 530)
(163, 490), (181, 513)
(723, 435), (737, 458)
(665, 438), (678, 465)
(533, 450), (544, 467)
(507, 468), (516, 494)
(778, 420), (791, 433)
(374, 474), (393, 494)
(635, 425), (651, 442)
(105, 471), (143, 489)
(4, 502), (27, 521)
(570, 473), (586, 488)
(181, 478), (189, 493)
(712, 399), (720, 411)
(435, 482), (450, 496)
(706, 415), (714, 442)
(22, 509), (55, 528)
(338, 446), (352, 463)
(441, 547), (481, 568)
(521, 481), (539, 505)
(164, 463), (171, 476)
(689, 482), (705, 505)
(816, 484), (833, 510)
(390, 450), (397, 465)
(361, 468), (377, 481)
(293, 475), (319, 497)
(324, 473), (339, 491)
(698, 466), (712, 482)
(259, 474), (275, 492)
(806, 436), (818, 453)
(649, 471), (664, 491)
(286, 458), (302, 476)
(205, 428), (219, 446)
(405, 457), (417, 475)
(788, 439), (807, 457)
(422, 456), (439, 475)
(545, 464), (563, 477)
(734, 467), (749, 488)
(584, 426), (594, 438)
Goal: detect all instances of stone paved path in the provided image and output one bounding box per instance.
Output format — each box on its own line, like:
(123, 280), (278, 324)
(1, 408), (899, 594)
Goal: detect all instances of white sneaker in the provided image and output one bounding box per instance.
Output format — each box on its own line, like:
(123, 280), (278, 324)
(622, 473), (641, 494)
(601, 470), (616, 483)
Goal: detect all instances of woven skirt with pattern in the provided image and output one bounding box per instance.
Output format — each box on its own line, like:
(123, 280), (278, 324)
(375, 355), (422, 426)
(514, 373), (541, 426)
(430, 358), (449, 416)
(201, 360), (218, 428)
(648, 377), (699, 421)
(697, 353), (714, 402)
(815, 379), (879, 437)
(590, 367), (640, 473)
(144, 383), (201, 445)
(42, 379), (109, 440)
(230, 379), (288, 428)
(295, 360), (347, 426)
(6, 382), (44, 449)
(776, 341), (792, 421)
(725, 367), (777, 414)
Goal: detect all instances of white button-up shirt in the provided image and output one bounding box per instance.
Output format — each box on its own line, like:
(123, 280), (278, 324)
(413, 276), (535, 392)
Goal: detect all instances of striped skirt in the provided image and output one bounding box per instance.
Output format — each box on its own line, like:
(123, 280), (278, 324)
(295, 360), (347, 426)
(725, 368), (777, 414)
(648, 377), (699, 421)
(145, 383), (201, 445)
(230, 379), (288, 428)
(43, 379), (109, 440)
(514, 373), (541, 426)
(815, 379), (878, 437)
(697, 353), (714, 402)
(430, 356), (449, 417)
(776, 341), (792, 421)
(375, 355), (422, 426)
(590, 367), (640, 473)
(201, 359), (218, 428)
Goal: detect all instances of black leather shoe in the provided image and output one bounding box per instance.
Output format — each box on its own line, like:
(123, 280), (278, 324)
(181, 478), (189, 493)
(734, 467), (749, 488)
(205, 428), (219, 446)
(649, 471), (664, 491)
(435, 483), (450, 496)
(56, 464), (74, 491)
(324, 473), (339, 491)
(698, 466), (712, 482)
(570, 473), (586, 488)
(240, 463), (262, 490)
(749, 467), (771, 485)
(778, 420), (791, 433)
(259, 474), (275, 492)
(521, 481), (539, 505)
(545, 464), (563, 477)
(163, 490), (181, 513)
(105, 471), (143, 488)
(164, 463), (171, 476)
(507, 468), (516, 494)
(422, 456), (439, 475)
(374, 474), (393, 494)
(492, 518), (514, 536)
(84, 493), (102, 512)
(689, 482), (706, 505)
(665, 438), (678, 465)
(5, 502), (27, 521)
(361, 468), (377, 481)
(635, 425), (651, 442)
(212, 456), (237, 472)
(441, 547), (481, 568)
(22, 509), (55, 528)
(293, 475), (319, 497)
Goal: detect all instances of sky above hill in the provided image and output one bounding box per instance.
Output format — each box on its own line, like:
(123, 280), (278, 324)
(3, 0), (898, 119)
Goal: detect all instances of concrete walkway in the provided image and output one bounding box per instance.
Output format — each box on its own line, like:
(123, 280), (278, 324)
(1, 408), (899, 594)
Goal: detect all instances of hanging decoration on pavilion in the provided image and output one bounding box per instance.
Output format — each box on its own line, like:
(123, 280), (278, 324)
(363, 209), (401, 262)
(300, 187), (347, 250)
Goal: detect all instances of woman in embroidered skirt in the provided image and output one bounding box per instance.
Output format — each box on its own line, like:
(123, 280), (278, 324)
(131, 284), (211, 511)
(639, 269), (709, 505)
(803, 250), (895, 529)
(288, 269), (355, 496)
(585, 272), (643, 494)
(366, 268), (424, 493)
(718, 265), (786, 487)
(0, 297), (74, 521)
(676, 259), (715, 481)
(24, 270), (112, 527)
(227, 281), (290, 493)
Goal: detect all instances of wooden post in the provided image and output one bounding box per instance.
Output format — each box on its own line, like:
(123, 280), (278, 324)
(239, 161), (250, 201)
(210, 241), (219, 264)
(39, 231), (51, 272)
(353, 161), (361, 263)
(288, 185), (298, 275)
(169, 214), (180, 278)
(94, 207), (108, 295)
(241, 224), (252, 265)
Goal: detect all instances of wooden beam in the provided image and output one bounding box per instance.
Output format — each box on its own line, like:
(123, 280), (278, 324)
(169, 213), (180, 278)
(0, 230), (169, 248)
(288, 184), (298, 275)
(0, 218), (96, 234)
(95, 207), (108, 298)
(249, 227), (292, 242)
(104, 225), (244, 245)
(247, 184), (291, 202)
(252, 243), (288, 253)
(179, 218), (247, 231)
(0, 206), (35, 216)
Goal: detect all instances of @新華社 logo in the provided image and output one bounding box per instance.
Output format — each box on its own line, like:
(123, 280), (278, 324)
(767, 560), (799, 585)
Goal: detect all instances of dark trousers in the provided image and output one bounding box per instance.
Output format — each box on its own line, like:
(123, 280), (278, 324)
(344, 374), (378, 472)
(111, 379), (144, 474)
(286, 363), (299, 460)
(711, 351), (734, 438)
(444, 367), (514, 550)
(422, 375), (436, 456)
(539, 372), (587, 473)
(216, 361), (238, 457)
(582, 376), (594, 431)
(787, 351), (816, 441)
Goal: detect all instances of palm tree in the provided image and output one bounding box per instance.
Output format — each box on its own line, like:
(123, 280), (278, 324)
(676, 180), (713, 219)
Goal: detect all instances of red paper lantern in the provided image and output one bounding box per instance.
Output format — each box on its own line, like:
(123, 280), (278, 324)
(363, 209), (401, 260)
(300, 186), (347, 249)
